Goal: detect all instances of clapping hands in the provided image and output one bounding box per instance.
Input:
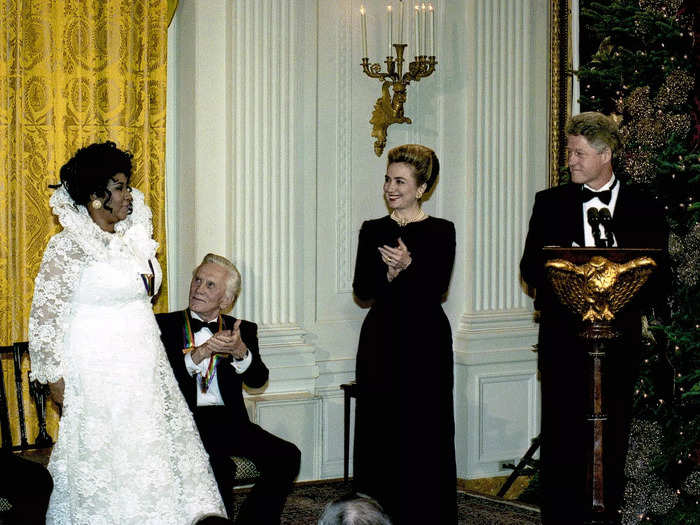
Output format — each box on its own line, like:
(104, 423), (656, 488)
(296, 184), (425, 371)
(196, 319), (249, 363)
(378, 238), (412, 281)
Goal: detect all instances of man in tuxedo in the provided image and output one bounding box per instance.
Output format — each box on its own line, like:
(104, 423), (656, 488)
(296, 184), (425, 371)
(156, 253), (301, 524)
(520, 112), (667, 523)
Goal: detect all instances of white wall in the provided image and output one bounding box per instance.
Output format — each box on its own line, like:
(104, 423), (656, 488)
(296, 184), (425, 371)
(166, 0), (549, 482)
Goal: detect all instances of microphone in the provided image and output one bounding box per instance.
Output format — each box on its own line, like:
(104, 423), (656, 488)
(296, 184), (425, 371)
(587, 208), (604, 247)
(598, 208), (614, 247)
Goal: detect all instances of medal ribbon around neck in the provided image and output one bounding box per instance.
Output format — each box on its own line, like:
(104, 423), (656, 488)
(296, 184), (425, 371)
(201, 354), (224, 393)
(140, 259), (155, 296)
(181, 311), (224, 393)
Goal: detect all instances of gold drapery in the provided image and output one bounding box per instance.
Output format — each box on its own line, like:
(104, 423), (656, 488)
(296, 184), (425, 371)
(0, 0), (169, 445)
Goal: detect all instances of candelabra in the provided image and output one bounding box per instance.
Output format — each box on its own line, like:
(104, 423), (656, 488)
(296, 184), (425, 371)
(360, 2), (437, 156)
(362, 45), (436, 156)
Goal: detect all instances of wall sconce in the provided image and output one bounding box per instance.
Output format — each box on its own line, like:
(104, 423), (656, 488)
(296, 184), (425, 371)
(360, 2), (437, 156)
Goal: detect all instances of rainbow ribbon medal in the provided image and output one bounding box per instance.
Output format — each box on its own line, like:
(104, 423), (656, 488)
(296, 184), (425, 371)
(181, 311), (224, 393)
(201, 315), (224, 393)
(201, 353), (223, 393)
(181, 310), (196, 354)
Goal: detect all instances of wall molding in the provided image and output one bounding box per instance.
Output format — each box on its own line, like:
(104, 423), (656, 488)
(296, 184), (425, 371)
(455, 310), (538, 354)
(471, 0), (533, 315)
(335, 0), (354, 293)
(230, 0), (298, 325)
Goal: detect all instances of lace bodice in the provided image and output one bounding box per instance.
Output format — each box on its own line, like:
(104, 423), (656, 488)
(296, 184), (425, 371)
(28, 186), (161, 383)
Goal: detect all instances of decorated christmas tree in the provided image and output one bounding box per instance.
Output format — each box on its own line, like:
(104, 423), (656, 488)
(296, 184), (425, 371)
(576, 0), (700, 523)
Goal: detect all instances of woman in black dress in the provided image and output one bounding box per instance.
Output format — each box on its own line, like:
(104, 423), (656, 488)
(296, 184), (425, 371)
(352, 144), (456, 524)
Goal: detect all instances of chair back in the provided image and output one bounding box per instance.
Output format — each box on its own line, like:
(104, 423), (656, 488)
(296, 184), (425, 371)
(0, 342), (53, 452)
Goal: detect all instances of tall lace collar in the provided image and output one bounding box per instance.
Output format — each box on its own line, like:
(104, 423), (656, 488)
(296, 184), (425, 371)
(49, 185), (158, 261)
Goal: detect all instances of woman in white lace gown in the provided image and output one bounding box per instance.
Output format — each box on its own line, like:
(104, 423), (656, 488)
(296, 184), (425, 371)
(28, 142), (227, 524)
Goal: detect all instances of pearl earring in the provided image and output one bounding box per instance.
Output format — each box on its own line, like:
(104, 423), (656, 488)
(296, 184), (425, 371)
(91, 199), (102, 210)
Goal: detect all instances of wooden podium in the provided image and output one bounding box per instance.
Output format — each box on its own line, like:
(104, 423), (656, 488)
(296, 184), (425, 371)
(542, 247), (662, 523)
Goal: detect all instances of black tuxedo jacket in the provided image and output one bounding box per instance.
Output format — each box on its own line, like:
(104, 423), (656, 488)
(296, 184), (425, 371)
(520, 181), (668, 308)
(156, 310), (269, 424)
(520, 181), (668, 376)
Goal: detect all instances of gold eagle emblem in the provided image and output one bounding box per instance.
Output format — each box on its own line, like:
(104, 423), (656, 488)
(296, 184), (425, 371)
(545, 256), (657, 322)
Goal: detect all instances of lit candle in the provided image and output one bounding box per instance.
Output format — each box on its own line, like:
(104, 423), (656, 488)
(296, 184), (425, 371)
(387, 5), (393, 56)
(398, 0), (405, 44)
(414, 4), (420, 57)
(429, 3), (436, 56)
(427, 3), (434, 56)
(421, 3), (427, 56)
(360, 5), (368, 58)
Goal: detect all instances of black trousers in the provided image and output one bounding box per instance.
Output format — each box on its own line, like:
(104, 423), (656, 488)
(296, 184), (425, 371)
(194, 407), (301, 525)
(0, 450), (53, 525)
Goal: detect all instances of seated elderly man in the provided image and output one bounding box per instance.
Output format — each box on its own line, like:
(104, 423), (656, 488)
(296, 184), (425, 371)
(156, 253), (301, 524)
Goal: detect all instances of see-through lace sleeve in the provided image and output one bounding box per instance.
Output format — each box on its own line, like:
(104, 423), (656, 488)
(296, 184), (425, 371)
(28, 233), (87, 384)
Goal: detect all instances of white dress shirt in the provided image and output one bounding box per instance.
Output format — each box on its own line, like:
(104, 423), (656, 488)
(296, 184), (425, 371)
(581, 175), (620, 247)
(184, 311), (253, 406)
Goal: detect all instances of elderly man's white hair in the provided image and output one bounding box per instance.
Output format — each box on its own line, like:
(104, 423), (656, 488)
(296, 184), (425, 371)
(195, 253), (242, 308)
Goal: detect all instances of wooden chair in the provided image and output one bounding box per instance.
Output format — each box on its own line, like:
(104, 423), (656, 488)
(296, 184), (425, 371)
(0, 342), (54, 518)
(340, 381), (358, 482)
(0, 342), (53, 452)
(232, 455), (261, 487)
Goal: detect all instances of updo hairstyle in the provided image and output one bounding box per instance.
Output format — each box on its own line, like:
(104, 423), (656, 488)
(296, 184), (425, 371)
(59, 141), (133, 207)
(387, 144), (440, 193)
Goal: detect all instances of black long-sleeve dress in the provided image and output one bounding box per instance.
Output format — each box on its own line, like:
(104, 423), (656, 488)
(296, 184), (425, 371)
(352, 215), (457, 525)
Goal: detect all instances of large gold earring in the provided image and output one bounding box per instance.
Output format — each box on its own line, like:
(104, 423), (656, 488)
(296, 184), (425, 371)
(91, 199), (102, 210)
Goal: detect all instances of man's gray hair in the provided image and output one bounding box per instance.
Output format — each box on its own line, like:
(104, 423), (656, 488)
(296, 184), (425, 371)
(196, 253), (242, 307)
(318, 494), (392, 525)
(565, 111), (622, 155)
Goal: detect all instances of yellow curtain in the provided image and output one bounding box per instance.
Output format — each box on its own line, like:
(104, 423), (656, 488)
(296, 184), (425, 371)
(0, 0), (170, 445)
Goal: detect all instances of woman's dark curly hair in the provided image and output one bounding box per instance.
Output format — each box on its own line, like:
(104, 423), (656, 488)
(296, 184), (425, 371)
(59, 141), (133, 207)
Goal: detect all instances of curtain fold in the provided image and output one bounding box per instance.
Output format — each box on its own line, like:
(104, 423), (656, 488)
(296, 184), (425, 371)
(0, 0), (169, 444)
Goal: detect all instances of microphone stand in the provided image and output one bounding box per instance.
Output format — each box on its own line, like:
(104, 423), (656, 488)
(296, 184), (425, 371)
(587, 208), (604, 248)
(598, 208), (614, 247)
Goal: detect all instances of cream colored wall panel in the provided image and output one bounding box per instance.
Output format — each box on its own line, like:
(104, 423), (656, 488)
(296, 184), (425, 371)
(456, 359), (539, 479)
(478, 373), (537, 463)
(471, 0), (537, 314)
(192, 0), (231, 263)
(250, 394), (323, 482)
(230, 0), (297, 326)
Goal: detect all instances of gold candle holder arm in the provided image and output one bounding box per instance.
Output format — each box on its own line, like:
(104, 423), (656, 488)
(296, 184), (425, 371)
(361, 57), (396, 82)
(369, 81), (412, 157)
(405, 56), (437, 82)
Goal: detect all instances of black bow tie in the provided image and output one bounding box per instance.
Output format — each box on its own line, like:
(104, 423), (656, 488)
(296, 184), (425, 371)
(190, 317), (219, 333)
(580, 179), (616, 205)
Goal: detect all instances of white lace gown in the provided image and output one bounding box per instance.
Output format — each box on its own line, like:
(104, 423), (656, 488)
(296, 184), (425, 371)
(28, 187), (226, 524)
